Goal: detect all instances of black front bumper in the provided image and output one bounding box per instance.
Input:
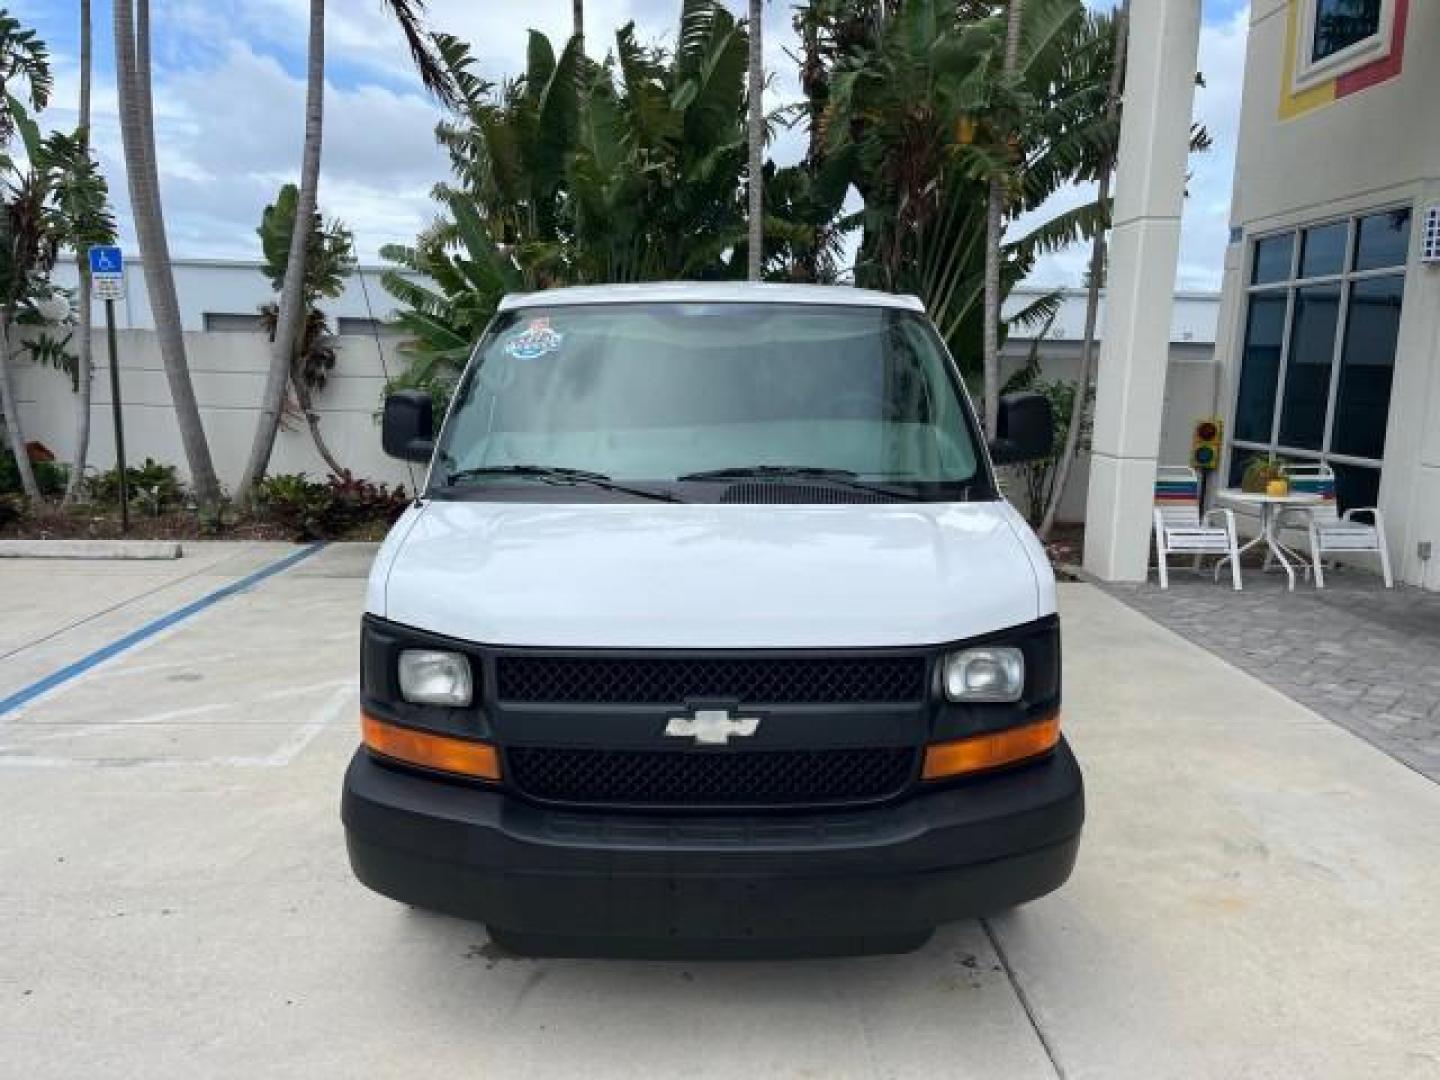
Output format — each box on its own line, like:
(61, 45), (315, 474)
(342, 738), (1083, 955)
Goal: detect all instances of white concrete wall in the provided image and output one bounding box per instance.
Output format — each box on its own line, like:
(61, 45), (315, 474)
(50, 257), (414, 333)
(13, 329), (418, 494)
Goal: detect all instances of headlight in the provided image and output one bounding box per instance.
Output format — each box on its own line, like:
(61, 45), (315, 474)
(398, 649), (473, 706)
(943, 647), (1025, 702)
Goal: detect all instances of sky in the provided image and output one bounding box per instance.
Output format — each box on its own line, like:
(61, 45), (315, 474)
(14, 0), (1251, 291)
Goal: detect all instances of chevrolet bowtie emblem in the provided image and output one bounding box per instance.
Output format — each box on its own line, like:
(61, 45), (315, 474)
(664, 708), (761, 746)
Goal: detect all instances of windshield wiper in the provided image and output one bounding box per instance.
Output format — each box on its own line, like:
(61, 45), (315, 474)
(674, 465), (915, 500)
(445, 464), (681, 503)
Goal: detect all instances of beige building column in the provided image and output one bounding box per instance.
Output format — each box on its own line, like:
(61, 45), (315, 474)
(1084, 0), (1204, 582)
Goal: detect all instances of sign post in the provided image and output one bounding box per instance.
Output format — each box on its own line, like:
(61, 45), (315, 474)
(89, 246), (128, 534)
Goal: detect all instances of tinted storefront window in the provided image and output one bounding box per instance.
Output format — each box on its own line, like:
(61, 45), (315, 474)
(1332, 276), (1404, 460)
(1300, 222), (1347, 278)
(1233, 293), (1287, 442)
(1251, 234), (1294, 285)
(1278, 284), (1341, 451)
(1229, 208), (1408, 498)
(1354, 208), (1411, 272)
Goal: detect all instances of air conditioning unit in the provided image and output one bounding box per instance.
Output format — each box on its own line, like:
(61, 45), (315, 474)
(1424, 204), (1440, 264)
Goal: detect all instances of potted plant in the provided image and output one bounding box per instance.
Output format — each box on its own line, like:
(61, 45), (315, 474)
(1241, 454), (1288, 494)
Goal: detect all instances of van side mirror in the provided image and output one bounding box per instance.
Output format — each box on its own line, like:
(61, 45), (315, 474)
(989, 392), (1055, 465)
(382, 391), (435, 463)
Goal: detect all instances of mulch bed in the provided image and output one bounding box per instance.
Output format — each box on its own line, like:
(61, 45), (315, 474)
(0, 508), (295, 542)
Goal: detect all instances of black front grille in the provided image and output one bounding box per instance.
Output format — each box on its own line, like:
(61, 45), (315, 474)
(495, 655), (928, 705)
(507, 746), (917, 807)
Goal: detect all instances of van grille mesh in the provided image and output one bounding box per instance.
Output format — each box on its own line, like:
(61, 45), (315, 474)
(495, 655), (928, 705)
(506, 745), (917, 807)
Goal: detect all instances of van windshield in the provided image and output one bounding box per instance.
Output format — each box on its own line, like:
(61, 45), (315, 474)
(431, 302), (989, 502)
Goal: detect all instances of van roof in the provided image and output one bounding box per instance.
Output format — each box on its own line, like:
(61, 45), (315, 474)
(498, 282), (926, 313)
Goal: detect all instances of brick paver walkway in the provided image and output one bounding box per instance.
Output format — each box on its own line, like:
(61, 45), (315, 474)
(1105, 568), (1440, 783)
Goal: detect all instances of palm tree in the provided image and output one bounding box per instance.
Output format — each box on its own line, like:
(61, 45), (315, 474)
(746, 0), (764, 281)
(235, 0), (457, 508)
(236, 0), (324, 508)
(1039, 2), (1126, 538)
(63, 0), (93, 504)
(113, 0), (222, 513)
(256, 182), (357, 474)
(981, 0), (1024, 436)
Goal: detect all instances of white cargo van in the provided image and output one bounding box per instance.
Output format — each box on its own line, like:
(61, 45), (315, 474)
(343, 283), (1082, 957)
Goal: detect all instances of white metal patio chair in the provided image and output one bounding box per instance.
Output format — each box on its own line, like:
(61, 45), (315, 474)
(1153, 466), (1242, 590)
(1278, 464), (1393, 588)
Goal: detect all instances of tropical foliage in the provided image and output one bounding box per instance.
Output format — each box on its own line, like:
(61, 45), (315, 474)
(256, 182), (357, 473)
(256, 470), (410, 542)
(815, 0), (1119, 364)
(382, 2), (773, 405)
(0, 9), (114, 502)
(381, 0), (1198, 426)
(258, 183), (355, 392)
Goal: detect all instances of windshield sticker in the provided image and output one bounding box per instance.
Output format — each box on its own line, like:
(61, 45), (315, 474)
(504, 318), (564, 360)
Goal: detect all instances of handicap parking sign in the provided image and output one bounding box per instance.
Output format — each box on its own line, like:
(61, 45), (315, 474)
(88, 245), (124, 276)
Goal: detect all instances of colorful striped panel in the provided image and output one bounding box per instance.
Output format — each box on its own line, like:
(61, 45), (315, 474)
(1155, 482), (1198, 503)
(1289, 480), (1336, 500)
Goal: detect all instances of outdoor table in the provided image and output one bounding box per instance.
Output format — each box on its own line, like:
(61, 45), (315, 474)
(1215, 488), (1322, 591)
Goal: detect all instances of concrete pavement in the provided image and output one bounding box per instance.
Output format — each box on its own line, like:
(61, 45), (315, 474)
(2, 545), (1438, 1078)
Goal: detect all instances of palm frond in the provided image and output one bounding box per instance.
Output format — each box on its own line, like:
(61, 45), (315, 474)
(379, 1), (461, 107)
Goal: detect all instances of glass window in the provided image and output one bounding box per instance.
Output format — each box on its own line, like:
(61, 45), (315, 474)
(1331, 276), (1403, 459)
(1331, 462), (1381, 514)
(1251, 234), (1294, 285)
(1230, 207), (1408, 494)
(1227, 446), (1262, 489)
(1299, 222), (1347, 278)
(203, 312), (265, 332)
(1354, 208), (1411, 271)
(1278, 284), (1341, 451)
(1233, 293), (1287, 442)
(435, 303), (981, 495)
(1312, 0), (1381, 62)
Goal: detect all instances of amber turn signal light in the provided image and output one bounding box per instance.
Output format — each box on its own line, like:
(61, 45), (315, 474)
(362, 711), (501, 781)
(922, 713), (1061, 781)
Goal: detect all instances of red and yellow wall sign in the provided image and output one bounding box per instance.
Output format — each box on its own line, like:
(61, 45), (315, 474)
(1280, 0), (1409, 119)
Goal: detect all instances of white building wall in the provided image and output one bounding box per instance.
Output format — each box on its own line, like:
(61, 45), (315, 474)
(14, 330), (417, 494)
(49, 257), (411, 332)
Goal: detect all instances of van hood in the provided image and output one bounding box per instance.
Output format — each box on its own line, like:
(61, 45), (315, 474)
(373, 499), (1052, 649)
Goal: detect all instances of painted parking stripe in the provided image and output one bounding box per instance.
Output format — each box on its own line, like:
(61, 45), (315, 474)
(0, 543), (326, 719)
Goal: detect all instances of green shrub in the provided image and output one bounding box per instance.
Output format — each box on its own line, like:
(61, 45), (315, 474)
(0, 492), (25, 529)
(0, 448), (67, 499)
(257, 471), (409, 541)
(88, 458), (185, 514)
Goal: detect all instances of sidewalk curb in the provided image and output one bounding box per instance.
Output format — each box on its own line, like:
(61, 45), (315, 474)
(0, 539), (184, 561)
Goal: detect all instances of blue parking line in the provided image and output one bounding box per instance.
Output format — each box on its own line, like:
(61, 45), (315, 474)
(0, 543), (326, 718)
